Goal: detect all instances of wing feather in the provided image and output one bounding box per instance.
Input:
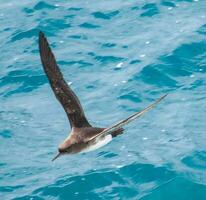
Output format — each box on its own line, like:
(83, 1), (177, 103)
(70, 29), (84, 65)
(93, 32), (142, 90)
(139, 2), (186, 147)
(39, 31), (91, 128)
(87, 94), (167, 142)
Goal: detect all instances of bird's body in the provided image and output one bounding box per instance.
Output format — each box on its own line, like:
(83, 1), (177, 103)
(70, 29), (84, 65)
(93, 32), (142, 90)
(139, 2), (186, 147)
(58, 127), (123, 154)
(81, 134), (113, 153)
(38, 31), (167, 161)
(59, 129), (113, 155)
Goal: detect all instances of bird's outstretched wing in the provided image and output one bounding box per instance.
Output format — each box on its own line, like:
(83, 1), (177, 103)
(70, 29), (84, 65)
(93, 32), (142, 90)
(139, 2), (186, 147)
(39, 31), (91, 128)
(87, 94), (167, 142)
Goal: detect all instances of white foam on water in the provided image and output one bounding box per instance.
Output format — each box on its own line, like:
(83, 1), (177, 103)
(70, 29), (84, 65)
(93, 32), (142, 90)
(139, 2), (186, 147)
(142, 137), (148, 140)
(116, 62), (123, 68)
(139, 54), (146, 58)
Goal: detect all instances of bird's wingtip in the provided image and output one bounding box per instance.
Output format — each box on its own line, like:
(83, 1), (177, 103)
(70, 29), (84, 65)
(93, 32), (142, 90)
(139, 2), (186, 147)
(39, 30), (44, 38)
(159, 93), (168, 101)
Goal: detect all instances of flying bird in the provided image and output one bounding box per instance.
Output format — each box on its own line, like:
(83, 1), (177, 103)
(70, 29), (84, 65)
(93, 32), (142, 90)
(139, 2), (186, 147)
(38, 31), (167, 161)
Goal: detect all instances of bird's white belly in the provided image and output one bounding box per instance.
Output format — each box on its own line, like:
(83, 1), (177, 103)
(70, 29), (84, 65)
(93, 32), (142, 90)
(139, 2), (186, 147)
(81, 134), (112, 153)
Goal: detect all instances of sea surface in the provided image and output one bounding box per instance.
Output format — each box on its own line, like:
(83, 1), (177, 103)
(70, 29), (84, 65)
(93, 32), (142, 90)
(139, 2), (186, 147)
(1, 0), (206, 199)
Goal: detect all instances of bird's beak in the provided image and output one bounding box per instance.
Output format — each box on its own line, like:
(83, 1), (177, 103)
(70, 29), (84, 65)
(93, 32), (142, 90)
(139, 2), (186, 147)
(52, 153), (61, 161)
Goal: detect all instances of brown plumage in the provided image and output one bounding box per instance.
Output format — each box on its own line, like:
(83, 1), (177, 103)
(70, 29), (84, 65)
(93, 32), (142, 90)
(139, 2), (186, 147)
(38, 31), (167, 161)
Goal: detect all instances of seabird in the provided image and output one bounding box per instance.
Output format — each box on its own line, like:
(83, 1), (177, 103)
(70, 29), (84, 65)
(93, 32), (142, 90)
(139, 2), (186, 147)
(38, 31), (167, 161)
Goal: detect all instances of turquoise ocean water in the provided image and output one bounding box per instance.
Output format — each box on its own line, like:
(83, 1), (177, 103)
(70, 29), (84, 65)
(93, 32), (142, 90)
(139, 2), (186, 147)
(1, 0), (206, 199)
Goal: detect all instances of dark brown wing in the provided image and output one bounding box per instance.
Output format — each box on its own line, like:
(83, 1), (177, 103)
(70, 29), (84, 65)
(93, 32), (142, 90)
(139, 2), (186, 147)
(39, 31), (91, 128)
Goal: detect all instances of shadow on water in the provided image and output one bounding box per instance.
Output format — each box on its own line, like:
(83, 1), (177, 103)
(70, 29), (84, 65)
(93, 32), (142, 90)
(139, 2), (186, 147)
(13, 163), (175, 200)
(0, 69), (47, 97)
(132, 40), (206, 90)
(181, 151), (206, 170)
(140, 3), (159, 18)
(140, 177), (206, 200)
(10, 18), (69, 42)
